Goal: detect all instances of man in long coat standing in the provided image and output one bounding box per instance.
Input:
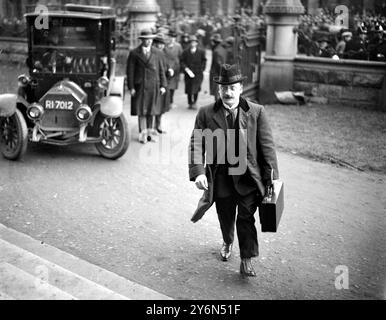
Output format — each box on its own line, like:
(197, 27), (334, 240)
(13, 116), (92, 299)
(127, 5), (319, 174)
(164, 30), (183, 109)
(180, 35), (207, 109)
(127, 29), (167, 143)
(152, 33), (174, 134)
(188, 64), (279, 277)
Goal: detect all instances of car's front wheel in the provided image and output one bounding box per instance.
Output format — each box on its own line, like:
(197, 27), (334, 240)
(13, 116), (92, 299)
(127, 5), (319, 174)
(94, 113), (130, 160)
(0, 109), (28, 160)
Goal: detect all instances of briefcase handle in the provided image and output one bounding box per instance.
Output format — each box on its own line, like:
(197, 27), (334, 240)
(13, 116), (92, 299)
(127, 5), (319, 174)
(264, 169), (274, 200)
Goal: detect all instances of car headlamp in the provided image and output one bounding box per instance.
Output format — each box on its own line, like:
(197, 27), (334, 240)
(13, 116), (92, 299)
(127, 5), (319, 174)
(97, 76), (110, 90)
(18, 74), (30, 87)
(27, 103), (44, 120)
(76, 104), (92, 122)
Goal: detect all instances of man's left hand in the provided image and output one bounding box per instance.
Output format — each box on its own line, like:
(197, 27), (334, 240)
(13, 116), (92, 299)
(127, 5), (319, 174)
(160, 87), (166, 95)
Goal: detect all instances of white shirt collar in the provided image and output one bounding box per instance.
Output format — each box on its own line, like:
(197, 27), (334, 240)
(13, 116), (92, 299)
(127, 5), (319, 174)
(223, 100), (239, 111)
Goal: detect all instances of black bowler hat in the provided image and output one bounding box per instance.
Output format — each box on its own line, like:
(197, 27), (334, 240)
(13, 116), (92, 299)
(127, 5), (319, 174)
(154, 33), (166, 44)
(318, 36), (330, 43)
(213, 64), (246, 85)
(189, 35), (198, 42)
(168, 29), (177, 37)
(210, 33), (222, 43)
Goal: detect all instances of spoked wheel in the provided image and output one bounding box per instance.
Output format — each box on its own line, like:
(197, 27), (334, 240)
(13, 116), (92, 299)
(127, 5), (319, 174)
(0, 109), (28, 160)
(94, 113), (130, 160)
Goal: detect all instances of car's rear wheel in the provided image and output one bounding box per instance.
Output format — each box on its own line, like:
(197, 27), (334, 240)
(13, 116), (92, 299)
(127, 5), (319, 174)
(94, 113), (130, 160)
(0, 109), (28, 160)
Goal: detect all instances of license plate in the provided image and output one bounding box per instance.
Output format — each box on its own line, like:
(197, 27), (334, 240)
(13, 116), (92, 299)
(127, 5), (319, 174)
(45, 100), (74, 111)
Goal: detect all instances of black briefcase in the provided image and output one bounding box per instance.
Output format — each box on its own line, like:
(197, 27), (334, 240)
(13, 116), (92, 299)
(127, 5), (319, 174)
(259, 179), (284, 233)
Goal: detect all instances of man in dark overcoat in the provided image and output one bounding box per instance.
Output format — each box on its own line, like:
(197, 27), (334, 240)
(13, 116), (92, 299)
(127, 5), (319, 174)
(127, 29), (167, 143)
(188, 64), (279, 277)
(180, 35), (207, 109)
(164, 30), (183, 109)
(153, 32), (173, 134)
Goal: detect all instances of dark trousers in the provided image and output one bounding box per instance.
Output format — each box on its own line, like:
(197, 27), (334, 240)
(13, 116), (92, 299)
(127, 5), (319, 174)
(187, 93), (198, 105)
(215, 185), (261, 259)
(155, 114), (162, 130)
(138, 116), (154, 133)
(170, 89), (175, 104)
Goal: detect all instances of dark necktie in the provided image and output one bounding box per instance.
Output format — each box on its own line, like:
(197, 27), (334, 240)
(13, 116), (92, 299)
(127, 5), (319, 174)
(226, 110), (235, 129)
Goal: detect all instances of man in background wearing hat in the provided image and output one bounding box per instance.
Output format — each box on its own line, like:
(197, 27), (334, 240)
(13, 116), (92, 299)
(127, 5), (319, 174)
(209, 33), (227, 101)
(345, 27), (369, 60)
(316, 36), (336, 58)
(180, 35), (207, 110)
(336, 30), (353, 58)
(164, 30), (183, 109)
(127, 29), (167, 143)
(188, 64), (279, 277)
(153, 32), (175, 134)
(180, 33), (190, 51)
(368, 25), (386, 61)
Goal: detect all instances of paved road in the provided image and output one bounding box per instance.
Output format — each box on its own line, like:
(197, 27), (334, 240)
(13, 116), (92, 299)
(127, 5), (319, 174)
(1, 75), (385, 299)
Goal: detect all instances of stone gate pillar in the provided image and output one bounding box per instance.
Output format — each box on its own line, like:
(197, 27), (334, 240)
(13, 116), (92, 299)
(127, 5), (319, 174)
(126, 0), (160, 49)
(259, 0), (305, 103)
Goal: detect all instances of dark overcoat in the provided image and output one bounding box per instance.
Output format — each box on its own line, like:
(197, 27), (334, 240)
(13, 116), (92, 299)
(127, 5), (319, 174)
(188, 98), (279, 222)
(127, 45), (167, 116)
(164, 42), (183, 90)
(157, 48), (172, 114)
(180, 48), (206, 95)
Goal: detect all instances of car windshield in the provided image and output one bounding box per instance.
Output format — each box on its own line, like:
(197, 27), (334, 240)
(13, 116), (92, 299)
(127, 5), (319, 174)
(31, 17), (101, 75)
(33, 17), (98, 48)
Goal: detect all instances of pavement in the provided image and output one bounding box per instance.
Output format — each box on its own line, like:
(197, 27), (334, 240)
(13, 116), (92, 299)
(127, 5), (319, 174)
(0, 66), (215, 301)
(0, 222), (171, 300)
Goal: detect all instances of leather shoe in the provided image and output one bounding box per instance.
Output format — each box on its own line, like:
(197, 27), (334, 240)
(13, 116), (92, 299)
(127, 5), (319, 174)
(240, 258), (256, 277)
(220, 242), (232, 261)
(156, 128), (166, 134)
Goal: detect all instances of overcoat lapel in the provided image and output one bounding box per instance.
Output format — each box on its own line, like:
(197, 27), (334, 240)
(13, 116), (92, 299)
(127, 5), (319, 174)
(238, 102), (250, 150)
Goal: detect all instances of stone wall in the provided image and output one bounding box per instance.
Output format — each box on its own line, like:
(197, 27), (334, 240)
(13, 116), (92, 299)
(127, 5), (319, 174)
(0, 37), (27, 64)
(294, 56), (386, 111)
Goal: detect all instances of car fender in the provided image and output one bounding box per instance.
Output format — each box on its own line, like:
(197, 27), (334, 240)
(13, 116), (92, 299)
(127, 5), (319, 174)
(98, 96), (123, 118)
(0, 94), (18, 117)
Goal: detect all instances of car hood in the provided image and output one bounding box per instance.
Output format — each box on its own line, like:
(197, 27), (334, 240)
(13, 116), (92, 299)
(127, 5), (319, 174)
(40, 80), (87, 105)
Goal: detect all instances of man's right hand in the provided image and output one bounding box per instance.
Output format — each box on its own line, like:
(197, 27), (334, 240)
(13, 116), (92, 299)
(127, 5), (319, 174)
(195, 174), (208, 191)
(130, 89), (136, 96)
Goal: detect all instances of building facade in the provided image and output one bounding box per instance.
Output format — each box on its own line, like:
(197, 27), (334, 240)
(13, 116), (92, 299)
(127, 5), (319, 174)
(0, 0), (259, 18)
(1, 0), (383, 20)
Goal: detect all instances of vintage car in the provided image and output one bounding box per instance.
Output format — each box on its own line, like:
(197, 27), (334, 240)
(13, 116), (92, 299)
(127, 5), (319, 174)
(0, 4), (129, 160)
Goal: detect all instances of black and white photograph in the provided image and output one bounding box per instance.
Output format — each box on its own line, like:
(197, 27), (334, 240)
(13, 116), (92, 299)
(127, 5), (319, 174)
(0, 0), (385, 308)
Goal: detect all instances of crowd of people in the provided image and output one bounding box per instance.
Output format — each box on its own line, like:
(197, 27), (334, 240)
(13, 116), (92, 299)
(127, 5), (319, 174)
(2, 7), (386, 62)
(297, 9), (386, 61)
(126, 24), (241, 144)
(0, 17), (26, 37)
(154, 10), (265, 49)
